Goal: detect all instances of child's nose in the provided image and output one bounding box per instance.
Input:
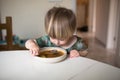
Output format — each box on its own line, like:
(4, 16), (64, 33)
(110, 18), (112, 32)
(55, 40), (60, 45)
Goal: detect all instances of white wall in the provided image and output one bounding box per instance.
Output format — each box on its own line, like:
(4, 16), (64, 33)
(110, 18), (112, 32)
(88, 0), (95, 33)
(95, 0), (110, 46)
(115, 0), (120, 67)
(107, 0), (119, 49)
(1, 0), (75, 39)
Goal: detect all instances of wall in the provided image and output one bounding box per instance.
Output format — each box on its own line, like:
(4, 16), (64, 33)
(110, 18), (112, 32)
(1, 0), (75, 39)
(107, 0), (119, 49)
(0, 0), (1, 19)
(115, 0), (120, 67)
(88, 0), (95, 32)
(95, 0), (110, 46)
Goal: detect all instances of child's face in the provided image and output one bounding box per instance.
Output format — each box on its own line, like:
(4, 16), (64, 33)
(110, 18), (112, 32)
(50, 37), (69, 46)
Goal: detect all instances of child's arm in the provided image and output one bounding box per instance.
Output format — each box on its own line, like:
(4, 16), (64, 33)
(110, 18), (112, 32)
(69, 49), (88, 58)
(69, 37), (88, 58)
(25, 39), (40, 55)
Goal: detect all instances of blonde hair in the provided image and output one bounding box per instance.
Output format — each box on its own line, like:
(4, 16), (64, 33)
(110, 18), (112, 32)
(45, 7), (76, 40)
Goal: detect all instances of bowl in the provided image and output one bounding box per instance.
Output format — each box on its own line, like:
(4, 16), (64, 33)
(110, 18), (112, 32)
(34, 47), (67, 63)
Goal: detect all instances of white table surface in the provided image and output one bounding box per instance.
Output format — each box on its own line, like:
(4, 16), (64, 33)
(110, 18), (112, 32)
(0, 50), (120, 80)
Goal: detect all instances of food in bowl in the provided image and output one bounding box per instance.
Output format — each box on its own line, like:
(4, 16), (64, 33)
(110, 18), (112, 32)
(37, 50), (64, 58)
(35, 47), (67, 63)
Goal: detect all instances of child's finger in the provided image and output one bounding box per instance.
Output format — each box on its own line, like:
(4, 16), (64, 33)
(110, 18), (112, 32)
(70, 54), (79, 58)
(29, 49), (36, 56)
(29, 49), (34, 56)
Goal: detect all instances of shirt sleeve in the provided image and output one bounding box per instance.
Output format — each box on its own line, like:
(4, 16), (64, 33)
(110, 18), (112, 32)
(36, 35), (49, 47)
(77, 38), (88, 51)
(68, 36), (88, 52)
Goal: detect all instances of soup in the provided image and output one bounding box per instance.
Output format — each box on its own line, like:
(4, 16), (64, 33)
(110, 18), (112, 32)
(37, 50), (64, 58)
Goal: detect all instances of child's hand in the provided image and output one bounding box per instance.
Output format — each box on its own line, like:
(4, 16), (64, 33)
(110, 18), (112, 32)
(69, 50), (80, 58)
(29, 45), (40, 56)
(79, 50), (88, 57)
(25, 39), (40, 56)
